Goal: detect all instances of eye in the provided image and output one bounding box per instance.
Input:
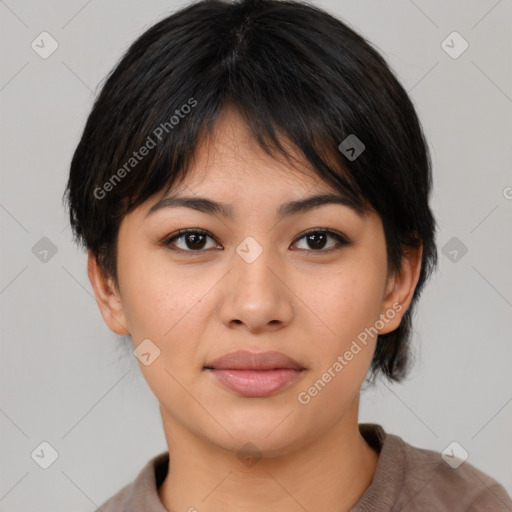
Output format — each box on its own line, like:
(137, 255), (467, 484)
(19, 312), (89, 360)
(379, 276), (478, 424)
(161, 228), (351, 254)
(162, 229), (221, 252)
(291, 229), (352, 253)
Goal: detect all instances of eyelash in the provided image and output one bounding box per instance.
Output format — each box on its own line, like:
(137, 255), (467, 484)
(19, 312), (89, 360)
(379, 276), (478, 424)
(160, 228), (352, 255)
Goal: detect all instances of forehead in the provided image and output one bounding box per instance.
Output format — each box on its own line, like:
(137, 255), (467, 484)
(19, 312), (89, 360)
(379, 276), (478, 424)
(185, 106), (323, 190)
(144, 111), (370, 221)
(141, 105), (371, 222)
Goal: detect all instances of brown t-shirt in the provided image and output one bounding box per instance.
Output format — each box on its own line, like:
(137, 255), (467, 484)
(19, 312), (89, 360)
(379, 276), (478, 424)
(95, 423), (511, 511)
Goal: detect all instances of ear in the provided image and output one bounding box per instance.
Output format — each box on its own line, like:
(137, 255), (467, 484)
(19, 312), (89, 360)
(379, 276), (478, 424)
(87, 251), (130, 335)
(378, 245), (423, 335)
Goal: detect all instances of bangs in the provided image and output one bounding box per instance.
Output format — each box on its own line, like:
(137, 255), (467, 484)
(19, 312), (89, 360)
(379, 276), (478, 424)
(84, 2), (383, 219)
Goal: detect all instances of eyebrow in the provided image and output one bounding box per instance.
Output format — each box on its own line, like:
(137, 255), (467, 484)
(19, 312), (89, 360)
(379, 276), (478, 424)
(145, 192), (365, 219)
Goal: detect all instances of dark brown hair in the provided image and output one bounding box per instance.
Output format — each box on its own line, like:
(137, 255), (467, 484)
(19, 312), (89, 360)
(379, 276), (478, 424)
(63, 0), (438, 384)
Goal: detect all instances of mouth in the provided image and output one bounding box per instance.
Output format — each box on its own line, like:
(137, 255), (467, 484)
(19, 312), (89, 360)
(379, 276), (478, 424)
(203, 350), (306, 398)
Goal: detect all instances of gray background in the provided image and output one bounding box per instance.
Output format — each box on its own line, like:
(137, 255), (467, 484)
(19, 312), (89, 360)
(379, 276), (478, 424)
(1, 0), (511, 510)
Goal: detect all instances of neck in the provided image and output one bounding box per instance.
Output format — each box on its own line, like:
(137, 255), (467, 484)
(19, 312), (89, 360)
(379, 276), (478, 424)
(157, 403), (379, 512)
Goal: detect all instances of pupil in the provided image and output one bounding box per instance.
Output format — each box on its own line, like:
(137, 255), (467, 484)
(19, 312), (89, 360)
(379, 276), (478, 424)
(187, 233), (206, 250)
(308, 233), (326, 250)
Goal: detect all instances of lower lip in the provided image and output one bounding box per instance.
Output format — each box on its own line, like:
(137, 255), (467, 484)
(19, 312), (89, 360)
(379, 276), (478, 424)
(207, 368), (304, 397)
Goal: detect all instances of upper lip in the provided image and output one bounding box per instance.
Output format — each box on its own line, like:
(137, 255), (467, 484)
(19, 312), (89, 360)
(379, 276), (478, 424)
(204, 350), (305, 371)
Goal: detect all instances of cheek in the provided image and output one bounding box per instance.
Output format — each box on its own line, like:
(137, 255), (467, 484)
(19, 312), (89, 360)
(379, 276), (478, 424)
(116, 241), (174, 339)
(295, 265), (385, 410)
(118, 249), (215, 366)
(306, 260), (385, 349)
(120, 267), (208, 397)
(123, 274), (200, 341)
(296, 267), (386, 403)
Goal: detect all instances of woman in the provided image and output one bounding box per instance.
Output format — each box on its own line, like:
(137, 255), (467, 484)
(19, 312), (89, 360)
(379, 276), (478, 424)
(64, 0), (511, 510)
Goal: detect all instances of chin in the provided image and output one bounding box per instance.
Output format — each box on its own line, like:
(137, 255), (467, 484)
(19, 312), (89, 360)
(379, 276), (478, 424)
(206, 413), (309, 458)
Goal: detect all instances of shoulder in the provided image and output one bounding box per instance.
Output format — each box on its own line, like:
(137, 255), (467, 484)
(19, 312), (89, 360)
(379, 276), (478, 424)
(96, 482), (132, 512)
(356, 423), (511, 511)
(391, 432), (511, 511)
(94, 451), (170, 512)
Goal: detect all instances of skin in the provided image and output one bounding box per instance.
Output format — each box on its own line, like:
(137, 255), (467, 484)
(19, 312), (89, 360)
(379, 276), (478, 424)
(88, 106), (422, 512)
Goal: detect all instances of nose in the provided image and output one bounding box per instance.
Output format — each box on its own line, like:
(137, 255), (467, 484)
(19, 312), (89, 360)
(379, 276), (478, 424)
(217, 238), (295, 334)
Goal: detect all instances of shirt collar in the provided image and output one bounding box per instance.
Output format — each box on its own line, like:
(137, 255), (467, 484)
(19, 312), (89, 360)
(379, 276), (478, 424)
(108, 423), (402, 512)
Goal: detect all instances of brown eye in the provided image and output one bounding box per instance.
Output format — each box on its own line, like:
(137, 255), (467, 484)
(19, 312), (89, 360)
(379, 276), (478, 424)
(163, 229), (220, 252)
(292, 229), (351, 253)
(162, 228), (351, 254)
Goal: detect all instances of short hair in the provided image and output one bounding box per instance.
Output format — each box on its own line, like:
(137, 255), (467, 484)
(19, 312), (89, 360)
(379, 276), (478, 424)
(63, 0), (438, 385)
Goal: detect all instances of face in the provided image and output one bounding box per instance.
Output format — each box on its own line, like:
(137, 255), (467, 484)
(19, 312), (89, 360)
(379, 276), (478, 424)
(89, 107), (421, 457)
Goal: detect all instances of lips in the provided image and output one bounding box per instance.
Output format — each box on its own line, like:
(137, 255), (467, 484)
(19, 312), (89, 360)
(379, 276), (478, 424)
(204, 350), (306, 397)
(204, 350), (305, 371)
